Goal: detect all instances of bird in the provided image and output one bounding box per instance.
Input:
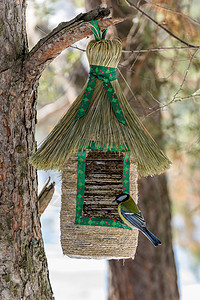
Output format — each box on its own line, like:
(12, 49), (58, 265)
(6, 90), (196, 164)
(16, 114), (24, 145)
(113, 193), (161, 247)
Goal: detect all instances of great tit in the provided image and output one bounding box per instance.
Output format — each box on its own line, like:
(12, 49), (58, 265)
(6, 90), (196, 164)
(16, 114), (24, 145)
(113, 193), (161, 247)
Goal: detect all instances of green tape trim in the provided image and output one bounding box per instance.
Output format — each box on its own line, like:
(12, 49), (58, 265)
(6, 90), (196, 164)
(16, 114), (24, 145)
(79, 141), (129, 152)
(74, 146), (131, 229)
(102, 28), (107, 39)
(123, 152), (130, 194)
(75, 65), (128, 126)
(90, 20), (107, 41)
(75, 151), (86, 221)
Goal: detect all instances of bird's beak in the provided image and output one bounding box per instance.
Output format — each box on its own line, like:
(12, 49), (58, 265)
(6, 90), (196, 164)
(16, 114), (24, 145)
(112, 199), (117, 203)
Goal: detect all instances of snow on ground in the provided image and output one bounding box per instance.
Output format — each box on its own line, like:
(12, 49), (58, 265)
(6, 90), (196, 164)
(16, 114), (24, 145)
(182, 285), (200, 300)
(45, 242), (200, 300)
(45, 244), (106, 300)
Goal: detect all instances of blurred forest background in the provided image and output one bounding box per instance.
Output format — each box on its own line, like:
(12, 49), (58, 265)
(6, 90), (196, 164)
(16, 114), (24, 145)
(26, 0), (200, 299)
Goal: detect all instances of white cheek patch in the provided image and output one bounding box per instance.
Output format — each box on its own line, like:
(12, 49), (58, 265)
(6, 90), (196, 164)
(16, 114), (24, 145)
(119, 194), (128, 201)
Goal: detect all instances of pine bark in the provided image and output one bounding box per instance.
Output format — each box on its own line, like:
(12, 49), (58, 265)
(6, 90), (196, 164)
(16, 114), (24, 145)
(0, 1), (53, 299)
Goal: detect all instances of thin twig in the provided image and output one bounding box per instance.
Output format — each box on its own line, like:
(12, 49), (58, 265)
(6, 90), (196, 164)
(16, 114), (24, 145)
(143, 92), (200, 120)
(147, 91), (161, 105)
(144, 0), (200, 26)
(144, 92), (200, 119)
(192, 88), (200, 96)
(124, 0), (200, 49)
(171, 49), (199, 101)
(70, 45), (86, 52)
(142, 49), (199, 118)
(122, 46), (200, 53)
(173, 93), (200, 103)
(35, 25), (49, 36)
(66, 45), (200, 56)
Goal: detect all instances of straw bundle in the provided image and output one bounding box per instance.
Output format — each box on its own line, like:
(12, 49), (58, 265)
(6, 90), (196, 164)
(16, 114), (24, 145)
(30, 38), (171, 176)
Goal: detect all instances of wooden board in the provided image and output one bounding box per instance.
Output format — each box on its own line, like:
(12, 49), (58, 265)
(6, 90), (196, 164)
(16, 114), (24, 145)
(83, 151), (123, 219)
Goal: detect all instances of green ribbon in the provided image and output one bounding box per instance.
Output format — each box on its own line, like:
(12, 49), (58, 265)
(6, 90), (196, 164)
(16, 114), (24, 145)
(75, 20), (128, 126)
(75, 65), (128, 126)
(90, 20), (107, 41)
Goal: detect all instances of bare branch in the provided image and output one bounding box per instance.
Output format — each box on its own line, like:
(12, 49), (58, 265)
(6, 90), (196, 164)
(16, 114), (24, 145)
(122, 46), (200, 53)
(142, 49), (199, 119)
(144, 0), (200, 26)
(24, 7), (123, 77)
(38, 177), (55, 215)
(171, 49), (199, 102)
(171, 93), (200, 103)
(124, 0), (199, 49)
(70, 45), (86, 52)
(143, 93), (200, 120)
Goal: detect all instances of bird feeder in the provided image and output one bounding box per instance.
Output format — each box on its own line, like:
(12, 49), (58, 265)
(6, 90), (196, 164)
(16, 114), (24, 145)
(61, 148), (139, 259)
(30, 20), (171, 259)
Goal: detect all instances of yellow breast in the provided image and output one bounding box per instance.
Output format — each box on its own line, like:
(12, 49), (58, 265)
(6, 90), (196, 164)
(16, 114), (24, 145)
(118, 203), (132, 227)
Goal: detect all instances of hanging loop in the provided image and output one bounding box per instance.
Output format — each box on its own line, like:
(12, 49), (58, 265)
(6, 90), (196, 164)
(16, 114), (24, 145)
(90, 20), (107, 41)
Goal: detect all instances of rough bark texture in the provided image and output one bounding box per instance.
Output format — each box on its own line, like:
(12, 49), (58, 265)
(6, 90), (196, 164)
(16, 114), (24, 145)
(0, 1), (53, 298)
(0, 2), (120, 299)
(85, 0), (179, 299)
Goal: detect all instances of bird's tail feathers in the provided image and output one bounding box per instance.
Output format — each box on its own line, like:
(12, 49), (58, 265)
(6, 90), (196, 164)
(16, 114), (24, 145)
(142, 228), (161, 247)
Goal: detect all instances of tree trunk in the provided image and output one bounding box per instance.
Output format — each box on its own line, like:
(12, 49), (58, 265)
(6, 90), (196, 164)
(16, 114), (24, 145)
(0, 1), (53, 299)
(108, 176), (179, 300)
(84, 1), (179, 299)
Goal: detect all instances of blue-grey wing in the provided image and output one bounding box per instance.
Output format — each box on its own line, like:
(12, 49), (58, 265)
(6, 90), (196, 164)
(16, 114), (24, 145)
(121, 207), (146, 230)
